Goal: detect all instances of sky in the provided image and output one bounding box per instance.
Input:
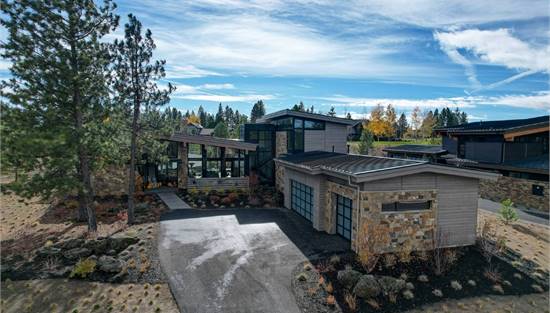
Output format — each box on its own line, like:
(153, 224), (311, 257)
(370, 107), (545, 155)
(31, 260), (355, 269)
(1, 0), (549, 121)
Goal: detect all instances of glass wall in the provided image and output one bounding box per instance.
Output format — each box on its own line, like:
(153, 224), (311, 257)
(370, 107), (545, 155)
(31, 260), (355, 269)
(187, 144), (247, 178)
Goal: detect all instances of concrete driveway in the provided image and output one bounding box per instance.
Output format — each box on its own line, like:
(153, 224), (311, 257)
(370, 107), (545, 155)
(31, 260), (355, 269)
(158, 208), (350, 313)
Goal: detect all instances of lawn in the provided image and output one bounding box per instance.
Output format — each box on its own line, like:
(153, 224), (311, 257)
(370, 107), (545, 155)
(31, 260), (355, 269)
(348, 138), (442, 156)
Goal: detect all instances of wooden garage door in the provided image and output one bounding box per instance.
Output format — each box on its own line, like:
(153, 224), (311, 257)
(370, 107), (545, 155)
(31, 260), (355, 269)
(290, 180), (313, 221)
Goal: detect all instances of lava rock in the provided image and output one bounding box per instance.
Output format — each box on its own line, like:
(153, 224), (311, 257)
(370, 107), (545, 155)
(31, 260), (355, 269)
(84, 239), (109, 255)
(97, 255), (123, 273)
(63, 247), (92, 261)
(109, 236), (139, 252)
(54, 238), (85, 250)
(337, 268), (362, 290)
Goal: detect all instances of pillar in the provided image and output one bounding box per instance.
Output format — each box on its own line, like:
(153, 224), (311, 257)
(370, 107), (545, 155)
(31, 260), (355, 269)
(178, 142), (188, 189)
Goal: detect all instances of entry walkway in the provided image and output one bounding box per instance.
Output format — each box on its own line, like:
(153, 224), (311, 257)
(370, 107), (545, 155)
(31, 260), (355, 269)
(155, 190), (191, 210)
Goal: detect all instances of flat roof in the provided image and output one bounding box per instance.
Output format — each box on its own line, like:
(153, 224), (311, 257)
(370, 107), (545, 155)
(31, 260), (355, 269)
(257, 109), (358, 126)
(165, 133), (258, 151)
(276, 151), (426, 175)
(383, 144), (447, 155)
(275, 151), (500, 182)
(435, 115), (549, 135)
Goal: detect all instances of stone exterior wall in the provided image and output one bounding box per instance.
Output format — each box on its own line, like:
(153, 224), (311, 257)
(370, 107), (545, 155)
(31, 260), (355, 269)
(360, 190), (437, 253)
(480, 176), (549, 212)
(275, 131), (287, 157)
(275, 163), (285, 194)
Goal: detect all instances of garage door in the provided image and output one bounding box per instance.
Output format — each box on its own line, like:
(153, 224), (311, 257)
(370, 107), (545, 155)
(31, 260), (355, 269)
(335, 194), (352, 240)
(290, 180), (313, 221)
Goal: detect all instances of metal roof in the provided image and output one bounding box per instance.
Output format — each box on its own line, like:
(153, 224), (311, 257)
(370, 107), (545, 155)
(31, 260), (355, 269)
(435, 115), (549, 135)
(276, 151), (426, 175)
(383, 144), (447, 155)
(257, 109), (358, 126)
(165, 133), (258, 151)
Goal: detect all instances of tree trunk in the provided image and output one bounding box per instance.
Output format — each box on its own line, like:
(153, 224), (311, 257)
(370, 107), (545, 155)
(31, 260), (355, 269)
(127, 93), (140, 225)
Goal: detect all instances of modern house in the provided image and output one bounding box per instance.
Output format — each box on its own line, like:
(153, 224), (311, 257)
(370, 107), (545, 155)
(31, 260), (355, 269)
(145, 109), (500, 252)
(384, 116), (549, 211)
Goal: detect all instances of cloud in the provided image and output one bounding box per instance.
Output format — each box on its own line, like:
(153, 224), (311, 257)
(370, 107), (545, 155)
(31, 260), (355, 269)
(318, 95), (477, 109)
(173, 94), (275, 102)
(435, 28), (549, 91)
(198, 83), (235, 90)
(165, 65), (224, 79)
(481, 92), (550, 110)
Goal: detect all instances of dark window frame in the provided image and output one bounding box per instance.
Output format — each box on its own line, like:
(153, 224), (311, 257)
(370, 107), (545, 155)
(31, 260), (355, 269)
(290, 180), (313, 222)
(335, 194), (352, 240)
(381, 200), (432, 212)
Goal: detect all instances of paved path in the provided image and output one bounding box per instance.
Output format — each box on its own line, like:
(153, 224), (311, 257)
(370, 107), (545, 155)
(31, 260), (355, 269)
(155, 191), (191, 210)
(158, 208), (349, 313)
(478, 198), (548, 226)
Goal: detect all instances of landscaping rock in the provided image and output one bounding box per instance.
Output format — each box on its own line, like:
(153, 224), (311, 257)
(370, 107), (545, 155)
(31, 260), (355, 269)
(54, 238), (85, 250)
(353, 275), (381, 298)
(135, 202), (149, 212)
(97, 255), (123, 273)
(377, 276), (406, 295)
(84, 239), (109, 254)
(36, 246), (63, 258)
(63, 247), (92, 261)
(109, 236), (139, 252)
(337, 268), (362, 290)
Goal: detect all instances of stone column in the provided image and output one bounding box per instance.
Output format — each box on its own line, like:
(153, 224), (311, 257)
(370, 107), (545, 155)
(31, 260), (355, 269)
(178, 142), (188, 189)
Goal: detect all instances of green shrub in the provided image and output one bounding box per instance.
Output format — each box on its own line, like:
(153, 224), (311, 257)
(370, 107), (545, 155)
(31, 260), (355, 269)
(498, 199), (518, 225)
(70, 259), (96, 278)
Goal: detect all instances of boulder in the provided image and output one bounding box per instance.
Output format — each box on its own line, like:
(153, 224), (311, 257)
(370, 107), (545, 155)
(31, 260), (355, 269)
(36, 246), (63, 258)
(63, 247), (92, 261)
(109, 236), (139, 252)
(337, 269), (362, 290)
(54, 238), (84, 250)
(377, 276), (406, 295)
(353, 275), (381, 298)
(135, 202), (149, 212)
(97, 255), (123, 273)
(84, 239), (109, 255)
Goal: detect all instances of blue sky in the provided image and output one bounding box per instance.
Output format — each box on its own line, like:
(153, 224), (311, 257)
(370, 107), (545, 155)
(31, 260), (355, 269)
(1, 0), (549, 121)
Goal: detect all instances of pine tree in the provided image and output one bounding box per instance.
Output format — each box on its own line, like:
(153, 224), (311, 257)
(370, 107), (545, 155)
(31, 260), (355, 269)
(385, 104), (397, 138)
(420, 110), (436, 138)
(357, 128), (374, 155)
(198, 105), (207, 126)
(410, 106), (422, 139)
(215, 103), (224, 124)
(1, 0), (119, 231)
(396, 113), (409, 139)
(328, 106), (336, 117)
(251, 100), (265, 123)
(112, 14), (174, 225)
(459, 111), (468, 124)
(346, 112), (352, 119)
(213, 121), (229, 138)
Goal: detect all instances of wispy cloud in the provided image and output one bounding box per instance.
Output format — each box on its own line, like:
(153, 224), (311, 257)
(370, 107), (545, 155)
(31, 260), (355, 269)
(198, 83), (235, 90)
(482, 92), (550, 110)
(435, 28), (549, 91)
(173, 94), (275, 102)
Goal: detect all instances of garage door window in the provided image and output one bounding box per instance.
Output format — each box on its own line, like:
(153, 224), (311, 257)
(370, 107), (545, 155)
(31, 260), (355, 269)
(291, 180), (313, 221)
(335, 194), (352, 240)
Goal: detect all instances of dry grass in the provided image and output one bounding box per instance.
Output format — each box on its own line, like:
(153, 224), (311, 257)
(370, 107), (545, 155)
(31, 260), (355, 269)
(478, 210), (549, 273)
(0, 279), (179, 313)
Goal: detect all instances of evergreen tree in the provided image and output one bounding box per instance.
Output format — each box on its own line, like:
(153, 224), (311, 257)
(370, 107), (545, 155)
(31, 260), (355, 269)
(433, 108), (442, 127)
(385, 104), (397, 138)
(396, 113), (408, 139)
(198, 105), (207, 126)
(357, 128), (374, 155)
(460, 111), (468, 124)
(215, 103), (224, 124)
(328, 106), (336, 117)
(250, 100), (265, 123)
(213, 121), (229, 138)
(420, 110), (436, 138)
(346, 112), (352, 119)
(112, 14), (174, 225)
(1, 0), (119, 231)
(292, 101), (306, 112)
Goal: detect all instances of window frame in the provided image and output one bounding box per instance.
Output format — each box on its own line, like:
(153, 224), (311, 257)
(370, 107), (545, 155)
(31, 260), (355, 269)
(381, 200), (432, 213)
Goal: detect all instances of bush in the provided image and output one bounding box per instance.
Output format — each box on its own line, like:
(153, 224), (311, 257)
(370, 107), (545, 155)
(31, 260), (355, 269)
(432, 289), (443, 297)
(344, 292), (357, 312)
(296, 272), (308, 282)
(450, 280), (462, 291)
(357, 222), (390, 273)
(402, 290), (414, 300)
(498, 199), (518, 225)
(70, 258), (96, 278)
(417, 274), (429, 283)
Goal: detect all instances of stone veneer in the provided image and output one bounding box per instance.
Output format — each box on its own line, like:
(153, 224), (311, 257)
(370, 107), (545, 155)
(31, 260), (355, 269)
(275, 163), (285, 194)
(480, 176), (549, 212)
(324, 180), (437, 253)
(360, 190), (437, 253)
(275, 131), (287, 157)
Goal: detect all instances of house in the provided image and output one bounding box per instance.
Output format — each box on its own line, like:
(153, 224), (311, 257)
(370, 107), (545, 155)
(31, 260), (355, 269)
(347, 119), (364, 141)
(184, 122), (203, 135)
(153, 109), (500, 253)
(435, 115), (549, 211)
(383, 145), (447, 162)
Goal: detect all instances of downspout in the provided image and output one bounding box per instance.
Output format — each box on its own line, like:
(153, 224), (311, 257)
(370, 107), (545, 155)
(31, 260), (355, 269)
(348, 175), (361, 252)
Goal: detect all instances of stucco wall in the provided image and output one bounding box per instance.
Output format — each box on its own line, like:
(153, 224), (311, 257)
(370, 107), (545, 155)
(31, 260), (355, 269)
(480, 176), (549, 212)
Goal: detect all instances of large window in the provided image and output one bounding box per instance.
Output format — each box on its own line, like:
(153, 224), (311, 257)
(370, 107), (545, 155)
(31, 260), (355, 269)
(381, 200), (431, 212)
(187, 144), (246, 178)
(291, 180), (313, 221)
(335, 194), (352, 240)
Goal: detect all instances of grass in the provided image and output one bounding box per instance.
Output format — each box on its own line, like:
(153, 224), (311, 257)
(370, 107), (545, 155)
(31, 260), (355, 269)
(347, 138), (442, 155)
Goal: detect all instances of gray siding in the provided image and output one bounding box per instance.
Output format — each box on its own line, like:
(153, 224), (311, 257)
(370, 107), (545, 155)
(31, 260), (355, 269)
(362, 172), (479, 247)
(283, 168), (324, 230)
(304, 123), (348, 153)
(304, 130), (325, 152)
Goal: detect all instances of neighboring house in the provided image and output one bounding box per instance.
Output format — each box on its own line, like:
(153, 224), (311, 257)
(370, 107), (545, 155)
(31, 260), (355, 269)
(274, 151), (498, 252)
(199, 128), (214, 136)
(185, 122), (203, 135)
(347, 120), (364, 141)
(384, 115), (549, 211)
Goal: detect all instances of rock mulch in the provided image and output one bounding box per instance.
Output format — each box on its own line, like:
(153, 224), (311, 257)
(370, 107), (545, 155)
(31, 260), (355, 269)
(291, 261), (342, 313)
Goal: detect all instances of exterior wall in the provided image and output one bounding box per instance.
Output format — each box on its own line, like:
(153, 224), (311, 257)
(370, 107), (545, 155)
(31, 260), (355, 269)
(275, 163), (285, 194)
(275, 131), (287, 157)
(304, 130), (325, 152)
(177, 143), (188, 189)
(360, 190), (437, 253)
(480, 176), (549, 212)
(323, 123), (348, 153)
(324, 181), (359, 248)
(362, 173), (479, 247)
(283, 168), (324, 230)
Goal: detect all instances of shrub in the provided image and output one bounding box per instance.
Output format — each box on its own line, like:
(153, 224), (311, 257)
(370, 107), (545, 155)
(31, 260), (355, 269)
(405, 282), (414, 290)
(498, 199), (518, 225)
(450, 280), (462, 291)
(397, 241), (413, 264)
(296, 273), (308, 282)
(344, 292), (357, 312)
(402, 290), (414, 300)
(432, 289), (443, 297)
(467, 280), (476, 287)
(382, 253), (397, 268)
(326, 295), (336, 306)
(70, 258), (96, 278)
(366, 299), (379, 309)
(483, 266), (502, 283)
(356, 221), (390, 273)
(492, 284), (504, 294)
(417, 274), (429, 283)
(324, 282), (334, 294)
(329, 254), (340, 265)
(432, 229), (455, 276)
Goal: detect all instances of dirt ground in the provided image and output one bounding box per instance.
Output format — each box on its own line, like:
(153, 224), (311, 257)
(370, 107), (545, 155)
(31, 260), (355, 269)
(0, 279), (179, 313)
(478, 210), (549, 274)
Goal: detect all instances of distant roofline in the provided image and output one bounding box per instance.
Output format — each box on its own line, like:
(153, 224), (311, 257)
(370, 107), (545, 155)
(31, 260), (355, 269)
(434, 115), (549, 135)
(382, 144), (447, 155)
(257, 109), (358, 126)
